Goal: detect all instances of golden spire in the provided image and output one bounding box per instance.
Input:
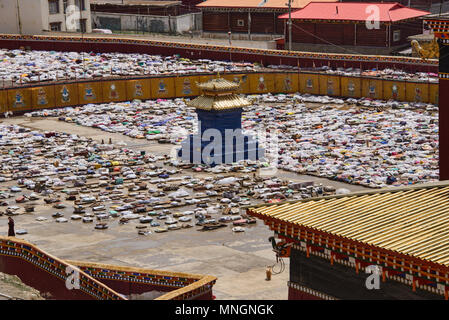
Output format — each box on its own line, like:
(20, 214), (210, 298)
(196, 77), (240, 93)
(187, 77), (250, 111)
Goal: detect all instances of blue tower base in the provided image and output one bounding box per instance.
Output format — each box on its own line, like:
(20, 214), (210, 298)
(178, 134), (265, 165)
(177, 108), (265, 165)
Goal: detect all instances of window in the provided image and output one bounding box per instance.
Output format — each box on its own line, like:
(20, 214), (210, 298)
(48, 0), (60, 14)
(393, 30), (401, 42)
(75, 0), (86, 11)
(50, 22), (62, 31)
(237, 19), (244, 27)
(63, 0), (68, 13)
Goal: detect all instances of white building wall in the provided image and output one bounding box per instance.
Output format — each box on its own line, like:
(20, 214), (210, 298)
(45, 0), (65, 31)
(0, 0), (45, 35)
(92, 12), (200, 34)
(46, 0), (92, 33)
(0, 0), (91, 35)
(174, 14), (194, 33)
(0, 0), (21, 34)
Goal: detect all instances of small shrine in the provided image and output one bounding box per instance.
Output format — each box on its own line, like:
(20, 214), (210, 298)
(178, 77), (264, 164)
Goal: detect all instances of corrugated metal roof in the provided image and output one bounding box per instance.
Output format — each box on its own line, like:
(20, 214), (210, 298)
(187, 94), (251, 110)
(279, 2), (430, 22)
(248, 181), (449, 266)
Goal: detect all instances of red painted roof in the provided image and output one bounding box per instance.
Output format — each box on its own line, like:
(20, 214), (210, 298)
(197, 0), (336, 10)
(279, 2), (430, 22)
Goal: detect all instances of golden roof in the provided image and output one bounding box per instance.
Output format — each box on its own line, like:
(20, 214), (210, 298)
(187, 94), (251, 111)
(247, 181), (449, 266)
(196, 78), (241, 92)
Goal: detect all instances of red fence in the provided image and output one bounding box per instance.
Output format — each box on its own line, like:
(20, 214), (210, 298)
(0, 236), (216, 300)
(0, 34), (438, 73)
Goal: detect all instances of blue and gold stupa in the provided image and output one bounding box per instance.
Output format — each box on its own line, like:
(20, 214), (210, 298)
(178, 77), (264, 165)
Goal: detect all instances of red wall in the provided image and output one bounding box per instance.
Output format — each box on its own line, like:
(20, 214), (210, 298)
(0, 255), (95, 300)
(202, 11), (286, 34)
(0, 238), (216, 300)
(0, 37), (437, 73)
(80, 277), (214, 300)
(203, 12), (229, 31)
(440, 78), (449, 181)
(290, 21), (420, 48)
(288, 286), (322, 300)
(251, 13), (277, 34)
(230, 13), (249, 33)
(390, 21), (423, 46)
(87, 278), (173, 297)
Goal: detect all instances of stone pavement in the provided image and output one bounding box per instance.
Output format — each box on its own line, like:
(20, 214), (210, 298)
(46, 32), (276, 49)
(0, 116), (367, 300)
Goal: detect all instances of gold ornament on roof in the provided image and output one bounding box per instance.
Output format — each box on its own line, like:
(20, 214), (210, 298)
(188, 77), (250, 111)
(196, 77), (241, 93)
(411, 38), (439, 61)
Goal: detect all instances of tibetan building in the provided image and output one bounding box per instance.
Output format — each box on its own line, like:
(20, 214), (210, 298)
(279, 2), (429, 54)
(197, 0), (337, 37)
(248, 181), (449, 300)
(178, 77), (264, 164)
